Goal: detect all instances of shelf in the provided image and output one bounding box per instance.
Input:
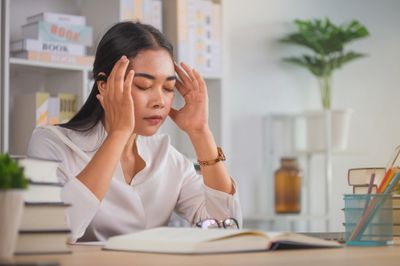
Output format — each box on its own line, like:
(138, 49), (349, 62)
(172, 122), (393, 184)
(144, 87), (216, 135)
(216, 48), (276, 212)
(9, 57), (92, 73)
(244, 214), (329, 222)
(295, 150), (363, 156)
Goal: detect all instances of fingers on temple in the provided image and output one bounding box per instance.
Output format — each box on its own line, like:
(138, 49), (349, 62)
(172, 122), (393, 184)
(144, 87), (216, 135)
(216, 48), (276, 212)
(124, 69), (135, 97)
(114, 56), (130, 97)
(175, 79), (188, 96)
(108, 56), (129, 97)
(192, 69), (206, 95)
(181, 63), (200, 91)
(174, 61), (192, 85)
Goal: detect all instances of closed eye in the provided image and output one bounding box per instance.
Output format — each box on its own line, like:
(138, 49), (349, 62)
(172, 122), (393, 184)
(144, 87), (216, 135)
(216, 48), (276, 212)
(164, 87), (174, 92)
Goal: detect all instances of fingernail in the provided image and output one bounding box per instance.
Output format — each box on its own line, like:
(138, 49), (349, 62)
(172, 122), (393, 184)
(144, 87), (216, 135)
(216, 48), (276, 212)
(121, 55), (127, 61)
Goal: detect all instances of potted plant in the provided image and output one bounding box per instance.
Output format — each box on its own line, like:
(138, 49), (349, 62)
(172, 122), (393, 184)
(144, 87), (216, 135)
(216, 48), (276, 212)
(281, 18), (369, 151)
(0, 154), (28, 257)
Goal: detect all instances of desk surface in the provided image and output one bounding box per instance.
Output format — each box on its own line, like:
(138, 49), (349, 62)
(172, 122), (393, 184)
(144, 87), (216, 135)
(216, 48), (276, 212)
(2, 244), (400, 266)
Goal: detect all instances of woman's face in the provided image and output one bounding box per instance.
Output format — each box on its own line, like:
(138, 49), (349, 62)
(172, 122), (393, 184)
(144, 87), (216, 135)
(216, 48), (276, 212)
(128, 49), (176, 136)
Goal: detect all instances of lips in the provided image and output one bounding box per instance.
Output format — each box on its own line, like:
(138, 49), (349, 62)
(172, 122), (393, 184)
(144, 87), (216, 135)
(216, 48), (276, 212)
(144, 115), (163, 125)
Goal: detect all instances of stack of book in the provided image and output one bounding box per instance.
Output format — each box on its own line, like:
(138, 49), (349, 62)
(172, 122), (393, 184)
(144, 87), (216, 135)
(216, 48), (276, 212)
(14, 157), (71, 255)
(347, 167), (386, 194)
(347, 167), (400, 238)
(10, 12), (94, 66)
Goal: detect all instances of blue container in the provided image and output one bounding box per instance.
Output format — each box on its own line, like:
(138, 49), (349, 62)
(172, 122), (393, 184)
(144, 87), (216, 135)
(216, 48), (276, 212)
(343, 194), (393, 246)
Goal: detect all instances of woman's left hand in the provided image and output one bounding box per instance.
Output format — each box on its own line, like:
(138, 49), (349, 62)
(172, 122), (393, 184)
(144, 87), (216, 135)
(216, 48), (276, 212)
(169, 62), (209, 135)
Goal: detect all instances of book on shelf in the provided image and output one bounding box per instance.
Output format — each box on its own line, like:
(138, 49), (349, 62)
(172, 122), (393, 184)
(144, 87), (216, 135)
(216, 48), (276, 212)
(15, 230), (71, 255)
(12, 92), (50, 155)
(27, 12), (86, 26)
(48, 96), (60, 124)
(11, 50), (94, 66)
(104, 227), (341, 254)
(22, 21), (93, 46)
(20, 202), (70, 231)
(23, 181), (63, 203)
(15, 156), (60, 184)
(11, 39), (86, 56)
(347, 167), (386, 186)
(59, 93), (78, 123)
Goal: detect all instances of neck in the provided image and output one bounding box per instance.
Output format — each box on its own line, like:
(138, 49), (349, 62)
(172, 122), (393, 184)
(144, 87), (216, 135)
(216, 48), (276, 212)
(122, 133), (138, 157)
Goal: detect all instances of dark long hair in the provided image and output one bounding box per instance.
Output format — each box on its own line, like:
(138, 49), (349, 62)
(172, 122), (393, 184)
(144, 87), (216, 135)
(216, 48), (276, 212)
(60, 22), (173, 132)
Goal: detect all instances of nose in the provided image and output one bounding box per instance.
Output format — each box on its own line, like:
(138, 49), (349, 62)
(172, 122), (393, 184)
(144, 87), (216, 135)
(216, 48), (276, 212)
(150, 88), (165, 109)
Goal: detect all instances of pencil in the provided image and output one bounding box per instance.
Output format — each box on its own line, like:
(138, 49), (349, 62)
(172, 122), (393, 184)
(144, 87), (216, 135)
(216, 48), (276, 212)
(350, 172), (400, 241)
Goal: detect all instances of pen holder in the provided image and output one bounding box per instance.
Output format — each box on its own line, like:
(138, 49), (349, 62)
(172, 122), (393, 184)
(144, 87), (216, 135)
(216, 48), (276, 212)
(343, 194), (393, 246)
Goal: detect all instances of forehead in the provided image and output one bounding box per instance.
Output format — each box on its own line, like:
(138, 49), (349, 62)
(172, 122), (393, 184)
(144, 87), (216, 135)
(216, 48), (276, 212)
(129, 49), (174, 77)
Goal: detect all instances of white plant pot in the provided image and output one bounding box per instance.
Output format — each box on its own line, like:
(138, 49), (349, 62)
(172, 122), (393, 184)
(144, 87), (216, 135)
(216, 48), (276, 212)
(0, 190), (24, 258)
(303, 109), (353, 152)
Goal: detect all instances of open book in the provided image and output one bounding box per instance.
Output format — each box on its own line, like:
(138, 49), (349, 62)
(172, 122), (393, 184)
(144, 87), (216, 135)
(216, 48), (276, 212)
(103, 227), (341, 254)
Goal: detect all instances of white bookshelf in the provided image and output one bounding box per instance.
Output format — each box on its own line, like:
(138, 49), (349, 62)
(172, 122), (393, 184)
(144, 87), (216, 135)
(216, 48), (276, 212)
(245, 113), (338, 232)
(0, 0), (224, 158)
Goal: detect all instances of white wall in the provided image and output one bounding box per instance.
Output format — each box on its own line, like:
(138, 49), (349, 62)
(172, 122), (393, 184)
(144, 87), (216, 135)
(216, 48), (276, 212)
(222, 0), (400, 231)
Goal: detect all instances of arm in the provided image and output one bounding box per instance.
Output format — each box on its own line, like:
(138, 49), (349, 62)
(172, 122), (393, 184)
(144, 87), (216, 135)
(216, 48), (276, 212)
(169, 62), (234, 194)
(77, 55), (135, 200)
(189, 129), (233, 194)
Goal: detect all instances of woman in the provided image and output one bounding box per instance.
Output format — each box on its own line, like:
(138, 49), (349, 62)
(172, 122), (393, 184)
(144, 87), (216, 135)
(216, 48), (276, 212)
(27, 22), (242, 242)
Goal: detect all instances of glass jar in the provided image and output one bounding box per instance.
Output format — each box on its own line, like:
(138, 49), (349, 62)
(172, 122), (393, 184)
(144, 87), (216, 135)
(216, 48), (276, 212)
(274, 157), (301, 214)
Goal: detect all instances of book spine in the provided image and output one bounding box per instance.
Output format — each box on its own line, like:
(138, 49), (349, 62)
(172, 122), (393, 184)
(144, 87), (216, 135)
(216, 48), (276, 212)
(48, 96), (60, 124)
(12, 50), (94, 66)
(27, 12), (86, 26)
(22, 21), (93, 46)
(35, 92), (50, 126)
(11, 39), (85, 55)
(58, 93), (78, 123)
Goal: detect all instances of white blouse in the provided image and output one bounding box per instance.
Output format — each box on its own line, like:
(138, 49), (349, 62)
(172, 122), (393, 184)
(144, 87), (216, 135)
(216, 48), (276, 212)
(27, 123), (242, 242)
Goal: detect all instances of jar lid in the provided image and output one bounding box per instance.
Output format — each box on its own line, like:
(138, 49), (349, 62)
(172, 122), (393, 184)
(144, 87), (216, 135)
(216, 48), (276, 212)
(280, 157), (299, 168)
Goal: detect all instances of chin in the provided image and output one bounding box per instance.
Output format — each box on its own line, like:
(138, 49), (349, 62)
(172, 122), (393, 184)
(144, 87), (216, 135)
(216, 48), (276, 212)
(135, 127), (161, 136)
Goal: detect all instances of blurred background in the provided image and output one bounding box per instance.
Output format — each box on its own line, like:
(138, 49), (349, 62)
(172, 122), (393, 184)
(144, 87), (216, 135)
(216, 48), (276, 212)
(1, 0), (400, 233)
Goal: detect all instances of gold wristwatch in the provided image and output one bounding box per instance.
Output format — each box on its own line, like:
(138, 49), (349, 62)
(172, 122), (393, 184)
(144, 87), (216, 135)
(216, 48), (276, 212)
(197, 147), (226, 167)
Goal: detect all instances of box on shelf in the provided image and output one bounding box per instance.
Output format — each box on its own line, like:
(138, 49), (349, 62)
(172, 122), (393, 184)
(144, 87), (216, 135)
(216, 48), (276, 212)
(27, 12), (86, 26)
(11, 39), (86, 56)
(22, 21), (93, 46)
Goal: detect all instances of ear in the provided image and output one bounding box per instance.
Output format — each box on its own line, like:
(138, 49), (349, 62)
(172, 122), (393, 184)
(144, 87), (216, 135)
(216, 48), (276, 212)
(96, 72), (107, 95)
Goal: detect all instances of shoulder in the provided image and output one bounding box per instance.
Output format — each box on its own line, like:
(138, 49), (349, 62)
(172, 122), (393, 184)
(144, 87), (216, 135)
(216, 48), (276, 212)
(27, 125), (71, 161)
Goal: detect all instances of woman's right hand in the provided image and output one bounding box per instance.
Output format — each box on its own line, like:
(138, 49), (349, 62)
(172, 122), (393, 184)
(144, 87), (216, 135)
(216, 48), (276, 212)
(96, 55), (135, 138)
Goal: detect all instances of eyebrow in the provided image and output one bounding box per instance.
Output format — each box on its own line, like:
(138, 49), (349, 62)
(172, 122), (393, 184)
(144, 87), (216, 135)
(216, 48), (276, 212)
(134, 72), (176, 81)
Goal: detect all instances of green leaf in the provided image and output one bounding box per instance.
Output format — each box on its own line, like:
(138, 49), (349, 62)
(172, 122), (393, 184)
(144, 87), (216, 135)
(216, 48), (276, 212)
(281, 18), (369, 56)
(0, 154), (29, 189)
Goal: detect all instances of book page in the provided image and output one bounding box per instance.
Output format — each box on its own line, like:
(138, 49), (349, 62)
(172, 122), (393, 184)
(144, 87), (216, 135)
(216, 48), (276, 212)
(270, 232), (342, 247)
(116, 227), (269, 243)
(105, 227), (271, 254)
